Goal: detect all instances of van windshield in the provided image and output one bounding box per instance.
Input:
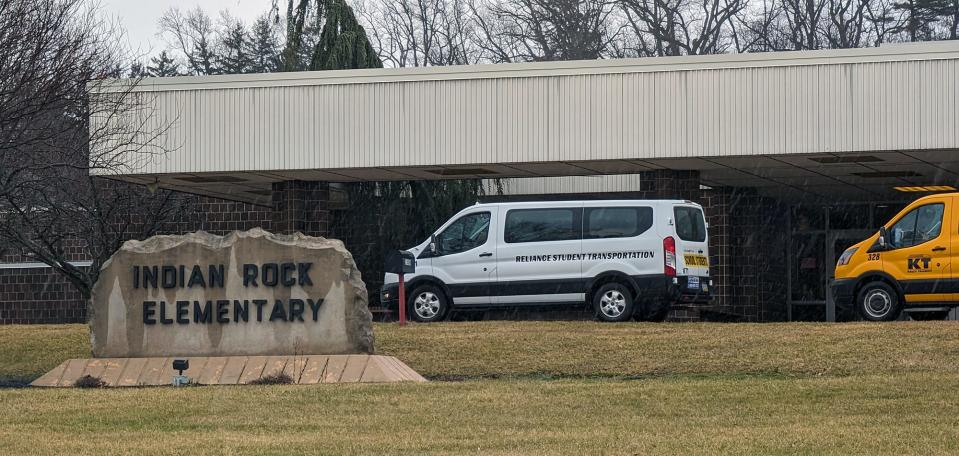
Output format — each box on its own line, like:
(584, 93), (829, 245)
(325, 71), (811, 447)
(674, 206), (706, 242)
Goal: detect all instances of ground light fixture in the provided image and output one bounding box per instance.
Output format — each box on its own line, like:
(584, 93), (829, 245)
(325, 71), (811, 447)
(893, 186), (957, 192)
(172, 359), (190, 387)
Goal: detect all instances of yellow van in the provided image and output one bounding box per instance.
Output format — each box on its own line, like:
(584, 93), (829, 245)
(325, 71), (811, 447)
(833, 193), (957, 321)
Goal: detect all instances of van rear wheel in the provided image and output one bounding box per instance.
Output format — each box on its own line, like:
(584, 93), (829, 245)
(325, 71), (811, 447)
(856, 281), (902, 321)
(408, 284), (449, 323)
(593, 283), (635, 322)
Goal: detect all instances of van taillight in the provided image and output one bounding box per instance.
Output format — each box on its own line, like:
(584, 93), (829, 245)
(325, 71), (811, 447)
(664, 236), (676, 277)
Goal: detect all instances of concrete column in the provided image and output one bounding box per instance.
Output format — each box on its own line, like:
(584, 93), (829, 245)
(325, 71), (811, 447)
(271, 181), (331, 237)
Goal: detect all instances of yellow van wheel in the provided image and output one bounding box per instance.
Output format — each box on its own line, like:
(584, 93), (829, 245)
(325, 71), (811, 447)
(856, 281), (902, 321)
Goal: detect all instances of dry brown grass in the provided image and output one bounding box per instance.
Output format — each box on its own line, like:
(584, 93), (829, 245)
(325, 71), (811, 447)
(2, 322), (959, 453)
(1, 373), (958, 454)
(0, 324), (88, 384)
(4, 321), (959, 382)
(375, 321), (959, 379)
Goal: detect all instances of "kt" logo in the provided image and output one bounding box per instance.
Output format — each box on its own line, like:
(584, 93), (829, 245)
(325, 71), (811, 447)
(908, 257), (931, 270)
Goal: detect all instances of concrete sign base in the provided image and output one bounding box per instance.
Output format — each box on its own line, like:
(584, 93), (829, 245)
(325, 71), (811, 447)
(32, 355), (426, 387)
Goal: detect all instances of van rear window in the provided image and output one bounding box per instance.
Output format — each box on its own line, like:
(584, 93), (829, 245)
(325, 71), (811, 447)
(674, 206), (706, 242)
(585, 207), (653, 239)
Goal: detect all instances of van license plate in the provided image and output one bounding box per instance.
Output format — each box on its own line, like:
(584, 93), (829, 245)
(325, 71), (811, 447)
(687, 277), (700, 289)
(684, 254), (709, 267)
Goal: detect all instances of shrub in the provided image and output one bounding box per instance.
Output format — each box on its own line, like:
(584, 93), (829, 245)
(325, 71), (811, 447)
(74, 375), (106, 388)
(249, 373), (294, 385)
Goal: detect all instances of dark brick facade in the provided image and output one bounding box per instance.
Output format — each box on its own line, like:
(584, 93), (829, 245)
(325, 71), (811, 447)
(701, 188), (733, 313)
(159, 197), (274, 235)
(0, 181), (331, 324)
(641, 170), (701, 201)
(271, 181), (331, 236)
(1, 173), (797, 325)
(0, 267), (87, 324)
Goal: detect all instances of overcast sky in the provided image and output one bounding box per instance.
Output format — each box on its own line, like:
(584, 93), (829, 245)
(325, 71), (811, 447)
(101, 0), (270, 57)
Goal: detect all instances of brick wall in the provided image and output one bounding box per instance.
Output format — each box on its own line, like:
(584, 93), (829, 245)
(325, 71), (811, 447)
(2, 174), (797, 324)
(0, 194), (279, 324)
(701, 188), (733, 312)
(0, 267), (87, 324)
(271, 181), (330, 236)
(698, 189), (789, 322)
(156, 196), (274, 235)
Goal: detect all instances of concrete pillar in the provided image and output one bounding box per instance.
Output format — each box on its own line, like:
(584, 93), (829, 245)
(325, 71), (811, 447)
(271, 181), (331, 237)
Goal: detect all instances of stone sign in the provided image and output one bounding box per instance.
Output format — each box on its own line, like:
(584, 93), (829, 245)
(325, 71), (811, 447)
(90, 229), (373, 358)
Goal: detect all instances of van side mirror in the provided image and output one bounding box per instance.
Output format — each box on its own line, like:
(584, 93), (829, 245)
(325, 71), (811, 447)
(876, 227), (888, 251)
(429, 234), (437, 254)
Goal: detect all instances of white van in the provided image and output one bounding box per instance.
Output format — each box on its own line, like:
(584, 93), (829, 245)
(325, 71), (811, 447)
(380, 200), (712, 322)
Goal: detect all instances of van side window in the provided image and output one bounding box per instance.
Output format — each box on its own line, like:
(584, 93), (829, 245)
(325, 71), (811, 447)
(674, 206), (706, 242)
(888, 203), (944, 249)
(585, 207), (653, 239)
(505, 208), (581, 243)
(436, 212), (491, 255)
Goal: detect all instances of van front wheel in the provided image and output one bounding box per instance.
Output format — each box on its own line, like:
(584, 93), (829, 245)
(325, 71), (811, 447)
(593, 283), (635, 322)
(856, 281), (902, 321)
(408, 285), (449, 323)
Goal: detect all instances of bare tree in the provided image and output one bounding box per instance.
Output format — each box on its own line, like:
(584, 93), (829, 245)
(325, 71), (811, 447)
(617, 0), (746, 56)
(469, 0), (622, 62)
(158, 6), (220, 75)
(357, 0), (481, 66)
(733, 0), (907, 51)
(0, 0), (189, 300)
(948, 0), (959, 38)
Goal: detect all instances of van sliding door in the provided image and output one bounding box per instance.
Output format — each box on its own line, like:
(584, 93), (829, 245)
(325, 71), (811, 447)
(494, 204), (584, 304)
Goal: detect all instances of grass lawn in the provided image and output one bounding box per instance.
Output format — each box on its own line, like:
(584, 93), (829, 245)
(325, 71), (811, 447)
(2, 321), (959, 454)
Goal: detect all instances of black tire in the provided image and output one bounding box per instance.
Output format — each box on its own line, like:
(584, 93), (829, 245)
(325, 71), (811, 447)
(407, 284), (449, 323)
(856, 281), (902, 322)
(908, 310), (951, 321)
(593, 282), (635, 322)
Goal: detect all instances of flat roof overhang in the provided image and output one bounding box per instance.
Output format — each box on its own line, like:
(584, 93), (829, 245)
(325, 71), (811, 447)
(111, 149), (959, 205)
(93, 41), (959, 205)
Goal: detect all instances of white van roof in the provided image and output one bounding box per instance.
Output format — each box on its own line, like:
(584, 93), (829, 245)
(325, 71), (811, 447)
(469, 199), (702, 210)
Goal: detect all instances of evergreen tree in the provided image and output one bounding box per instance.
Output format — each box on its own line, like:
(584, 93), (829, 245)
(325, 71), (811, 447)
(308, 0), (382, 70)
(105, 63), (124, 78)
(894, 0), (951, 41)
(192, 35), (219, 75)
(281, 0), (383, 72)
(219, 21), (253, 74)
(128, 62), (148, 78)
(248, 15), (282, 73)
(146, 51), (183, 77)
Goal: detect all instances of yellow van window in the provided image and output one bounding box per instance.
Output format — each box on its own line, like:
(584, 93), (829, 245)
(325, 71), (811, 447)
(888, 203), (944, 249)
